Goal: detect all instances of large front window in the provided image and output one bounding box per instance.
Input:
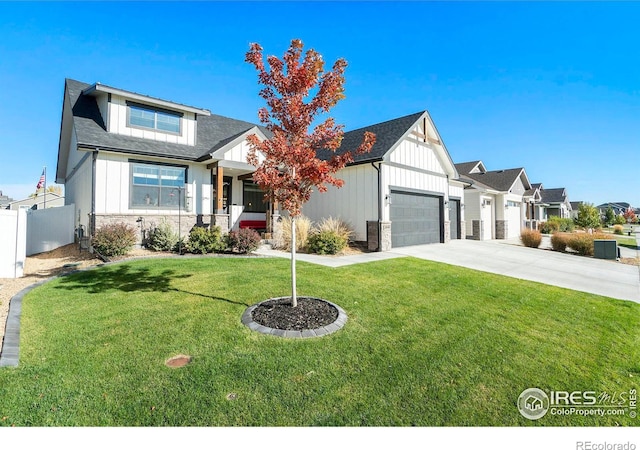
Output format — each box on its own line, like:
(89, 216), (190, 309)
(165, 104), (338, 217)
(130, 162), (186, 209)
(243, 180), (267, 212)
(128, 103), (182, 134)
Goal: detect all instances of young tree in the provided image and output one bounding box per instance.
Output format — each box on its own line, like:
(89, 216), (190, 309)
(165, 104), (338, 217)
(574, 202), (601, 229)
(245, 39), (375, 307)
(623, 207), (636, 224)
(604, 206), (615, 226)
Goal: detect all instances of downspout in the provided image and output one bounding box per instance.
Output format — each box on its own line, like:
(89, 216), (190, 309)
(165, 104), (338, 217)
(90, 150), (97, 237)
(371, 161), (382, 251)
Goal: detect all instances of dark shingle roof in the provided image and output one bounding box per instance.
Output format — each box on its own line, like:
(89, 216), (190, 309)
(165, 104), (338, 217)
(66, 78), (264, 161)
(540, 188), (567, 204)
(455, 161), (482, 175)
(317, 111), (426, 163)
(464, 168), (525, 192)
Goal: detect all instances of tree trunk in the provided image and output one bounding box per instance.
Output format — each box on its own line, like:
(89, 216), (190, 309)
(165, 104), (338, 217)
(291, 216), (298, 307)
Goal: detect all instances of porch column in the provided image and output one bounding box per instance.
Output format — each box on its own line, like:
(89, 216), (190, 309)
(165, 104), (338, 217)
(216, 165), (224, 214)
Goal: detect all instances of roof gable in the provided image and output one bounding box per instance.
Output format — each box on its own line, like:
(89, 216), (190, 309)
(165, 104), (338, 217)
(318, 110), (458, 177)
(465, 167), (531, 193)
(540, 187), (568, 204)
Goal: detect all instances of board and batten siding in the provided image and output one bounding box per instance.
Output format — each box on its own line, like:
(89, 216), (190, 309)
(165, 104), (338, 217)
(106, 94), (197, 146)
(388, 138), (447, 176)
(381, 138), (450, 222)
(303, 164), (378, 241)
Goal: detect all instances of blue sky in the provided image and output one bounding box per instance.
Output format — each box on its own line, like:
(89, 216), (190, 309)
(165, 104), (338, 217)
(0, 1), (638, 207)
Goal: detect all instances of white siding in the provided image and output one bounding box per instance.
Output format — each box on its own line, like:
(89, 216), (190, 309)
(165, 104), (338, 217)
(388, 139), (446, 175)
(381, 163), (448, 222)
(107, 94), (196, 146)
(63, 133), (93, 230)
(94, 152), (211, 216)
(463, 190), (482, 237)
(303, 164), (378, 241)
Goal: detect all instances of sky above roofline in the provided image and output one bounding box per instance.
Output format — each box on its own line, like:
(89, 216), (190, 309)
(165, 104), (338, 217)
(0, 1), (638, 206)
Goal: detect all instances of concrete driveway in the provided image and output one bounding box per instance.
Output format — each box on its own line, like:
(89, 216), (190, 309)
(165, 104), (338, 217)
(390, 237), (640, 303)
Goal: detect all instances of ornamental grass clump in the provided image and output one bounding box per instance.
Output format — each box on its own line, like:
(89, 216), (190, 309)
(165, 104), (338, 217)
(277, 216), (312, 251)
(566, 232), (613, 256)
(551, 232), (570, 252)
(613, 225), (624, 235)
(92, 222), (137, 257)
(520, 229), (542, 248)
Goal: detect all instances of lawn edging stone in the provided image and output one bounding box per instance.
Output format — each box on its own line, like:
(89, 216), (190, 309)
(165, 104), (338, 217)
(241, 297), (348, 339)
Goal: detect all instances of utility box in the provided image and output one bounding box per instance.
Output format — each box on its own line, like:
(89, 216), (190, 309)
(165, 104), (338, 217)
(594, 240), (618, 260)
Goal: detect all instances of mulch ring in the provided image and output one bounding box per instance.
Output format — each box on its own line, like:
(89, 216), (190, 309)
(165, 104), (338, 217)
(251, 297), (339, 331)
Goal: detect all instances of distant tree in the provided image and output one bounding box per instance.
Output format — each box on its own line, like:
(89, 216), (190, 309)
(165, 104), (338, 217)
(603, 206), (615, 226)
(623, 207), (636, 224)
(245, 39), (376, 307)
(574, 203), (601, 229)
(614, 214), (627, 225)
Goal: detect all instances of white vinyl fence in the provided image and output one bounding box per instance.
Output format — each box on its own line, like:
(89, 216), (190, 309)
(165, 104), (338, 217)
(0, 209), (27, 278)
(26, 204), (75, 256)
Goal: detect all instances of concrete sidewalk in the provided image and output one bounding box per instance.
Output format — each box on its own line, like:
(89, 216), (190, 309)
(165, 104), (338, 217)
(256, 233), (640, 303)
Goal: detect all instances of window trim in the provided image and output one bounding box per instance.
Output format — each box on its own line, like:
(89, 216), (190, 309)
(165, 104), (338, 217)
(129, 160), (188, 210)
(126, 101), (183, 136)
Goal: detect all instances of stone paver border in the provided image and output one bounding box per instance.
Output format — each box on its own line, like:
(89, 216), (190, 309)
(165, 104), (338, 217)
(241, 296), (348, 338)
(0, 279), (52, 367)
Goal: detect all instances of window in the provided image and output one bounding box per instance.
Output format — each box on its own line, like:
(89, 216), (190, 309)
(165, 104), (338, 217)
(127, 103), (182, 134)
(242, 181), (267, 212)
(130, 162), (186, 209)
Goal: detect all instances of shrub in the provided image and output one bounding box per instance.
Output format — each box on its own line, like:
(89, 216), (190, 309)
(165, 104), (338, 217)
(520, 229), (542, 248)
(547, 216), (574, 232)
(315, 217), (354, 242)
(613, 225), (624, 235)
(550, 232), (569, 252)
(92, 222), (137, 257)
(567, 234), (595, 256)
(186, 226), (224, 254)
(614, 214), (626, 225)
(566, 232), (613, 257)
(276, 216), (312, 251)
(146, 219), (178, 252)
(226, 228), (261, 254)
(307, 230), (348, 255)
(539, 221), (558, 234)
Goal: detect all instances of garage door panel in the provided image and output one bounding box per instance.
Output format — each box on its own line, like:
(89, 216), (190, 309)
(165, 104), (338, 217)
(390, 191), (442, 247)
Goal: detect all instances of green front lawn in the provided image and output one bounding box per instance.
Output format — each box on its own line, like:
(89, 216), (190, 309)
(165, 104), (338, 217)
(0, 257), (638, 426)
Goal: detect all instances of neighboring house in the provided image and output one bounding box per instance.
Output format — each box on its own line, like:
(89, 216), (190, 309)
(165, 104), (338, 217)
(0, 191), (14, 209)
(56, 79), (270, 242)
(455, 161), (532, 240)
(597, 202), (631, 217)
(524, 183), (546, 229)
(540, 187), (571, 219)
(7, 192), (65, 211)
(305, 111), (464, 250)
(569, 201), (584, 220)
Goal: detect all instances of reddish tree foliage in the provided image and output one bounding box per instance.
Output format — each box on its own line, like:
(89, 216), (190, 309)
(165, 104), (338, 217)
(623, 207), (636, 223)
(245, 39), (376, 217)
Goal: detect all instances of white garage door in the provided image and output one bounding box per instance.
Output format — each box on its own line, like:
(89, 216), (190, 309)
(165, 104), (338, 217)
(506, 201), (522, 238)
